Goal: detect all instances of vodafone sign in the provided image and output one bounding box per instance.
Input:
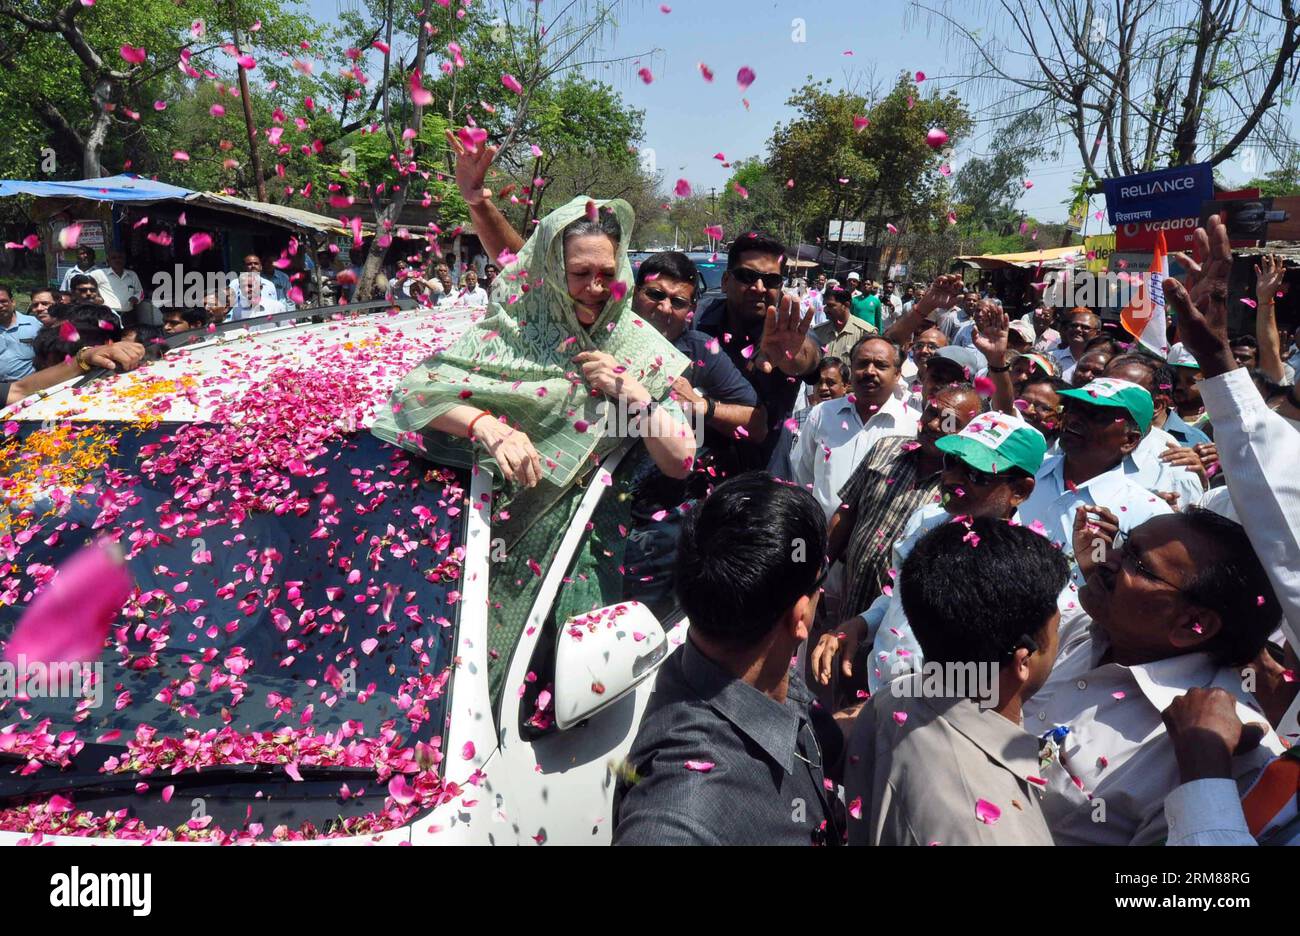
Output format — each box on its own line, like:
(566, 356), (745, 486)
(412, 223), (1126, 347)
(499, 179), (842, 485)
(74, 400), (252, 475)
(1114, 189), (1259, 251)
(1115, 217), (1200, 251)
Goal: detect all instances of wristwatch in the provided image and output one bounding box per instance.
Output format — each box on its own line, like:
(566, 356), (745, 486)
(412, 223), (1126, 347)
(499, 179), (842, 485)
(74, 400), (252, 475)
(75, 347), (94, 372)
(703, 396), (717, 421)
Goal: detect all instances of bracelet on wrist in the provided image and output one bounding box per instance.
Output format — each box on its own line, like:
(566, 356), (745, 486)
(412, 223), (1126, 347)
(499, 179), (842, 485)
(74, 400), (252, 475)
(704, 396), (717, 422)
(467, 410), (494, 443)
(987, 363), (1011, 373)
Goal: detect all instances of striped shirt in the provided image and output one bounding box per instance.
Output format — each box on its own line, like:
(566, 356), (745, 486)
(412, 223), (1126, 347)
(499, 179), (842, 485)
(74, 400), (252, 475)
(836, 436), (943, 624)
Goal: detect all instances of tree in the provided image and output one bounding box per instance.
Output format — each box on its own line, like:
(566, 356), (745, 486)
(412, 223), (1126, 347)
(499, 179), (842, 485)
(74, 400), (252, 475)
(767, 73), (971, 264)
(915, 0), (1300, 183)
(953, 114), (1052, 234)
(1247, 149), (1300, 197)
(504, 74), (645, 231)
(336, 0), (655, 299)
(716, 158), (804, 248)
(0, 0), (320, 178)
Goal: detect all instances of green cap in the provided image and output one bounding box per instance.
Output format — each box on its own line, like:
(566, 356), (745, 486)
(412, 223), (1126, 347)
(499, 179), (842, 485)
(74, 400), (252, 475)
(1167, 343), (1200, 370)
(935, 411), (1048, 476)
(1057, 377), (1154, 433)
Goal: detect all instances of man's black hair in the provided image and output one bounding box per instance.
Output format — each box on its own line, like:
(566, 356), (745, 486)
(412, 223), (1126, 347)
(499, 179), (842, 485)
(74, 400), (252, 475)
(1107, 352), (1175, 400)
(1179, 507), (1282, 665)
(1229, 333), (1259, 351)
(32, 304), (123, 369)
(171, 307), (209, 328)
(635, 251), (699, 301)
(819, 355), (850, 385)
(849, 334), (904, 368)
(675, 471), (826, 648)
(1083, 335), (1121, 354)
(69, 273), (97, 290)
(901, 518), (1069, 667)
(726, 231), (787, 272)
(1022, 372), (1068, 394)
(0, 283), (10, 299)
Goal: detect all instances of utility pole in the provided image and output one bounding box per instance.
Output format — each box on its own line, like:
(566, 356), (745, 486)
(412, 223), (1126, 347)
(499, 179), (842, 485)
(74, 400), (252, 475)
(230, 0), (267, 202)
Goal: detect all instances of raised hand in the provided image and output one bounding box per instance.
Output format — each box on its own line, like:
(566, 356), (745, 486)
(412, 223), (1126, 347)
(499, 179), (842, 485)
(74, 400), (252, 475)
(1164, 214), (1235, 377)
(444, 128), (499, 207)
(914, 273), (964, 318)
(972, 299), (1009, 365)
(1257, 253), (1287, 307)
(757, 291), (814, 375)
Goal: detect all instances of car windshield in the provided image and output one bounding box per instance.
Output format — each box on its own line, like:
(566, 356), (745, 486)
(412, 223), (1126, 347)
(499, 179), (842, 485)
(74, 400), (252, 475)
(0, 420), (468, 841)
(694, 260), (725, 291)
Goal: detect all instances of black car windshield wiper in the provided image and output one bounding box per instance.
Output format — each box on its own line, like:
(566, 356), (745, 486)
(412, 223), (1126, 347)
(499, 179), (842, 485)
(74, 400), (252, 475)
(0, 755), (385, 806)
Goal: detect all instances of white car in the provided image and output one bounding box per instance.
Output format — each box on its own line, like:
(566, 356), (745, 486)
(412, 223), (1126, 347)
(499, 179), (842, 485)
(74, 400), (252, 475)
(0, 302), (686, 845)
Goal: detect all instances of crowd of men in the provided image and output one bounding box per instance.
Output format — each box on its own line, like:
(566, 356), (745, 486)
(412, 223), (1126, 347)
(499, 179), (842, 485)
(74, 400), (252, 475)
(611, 217), (1300, 846)
(4, 213), (1299, 847)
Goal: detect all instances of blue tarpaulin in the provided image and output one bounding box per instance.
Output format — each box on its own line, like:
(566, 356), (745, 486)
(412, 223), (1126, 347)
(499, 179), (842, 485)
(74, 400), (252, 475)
(0, 174), (195, 203)
(0, 174), (347, 234)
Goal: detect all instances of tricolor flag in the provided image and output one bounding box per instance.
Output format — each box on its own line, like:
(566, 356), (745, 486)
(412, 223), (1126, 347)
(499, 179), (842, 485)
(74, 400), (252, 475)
(1120, 230), (1170, 358)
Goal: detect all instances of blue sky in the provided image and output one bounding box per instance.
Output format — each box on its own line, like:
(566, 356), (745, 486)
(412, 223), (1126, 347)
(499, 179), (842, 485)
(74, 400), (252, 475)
(303, 0), (1294, 230)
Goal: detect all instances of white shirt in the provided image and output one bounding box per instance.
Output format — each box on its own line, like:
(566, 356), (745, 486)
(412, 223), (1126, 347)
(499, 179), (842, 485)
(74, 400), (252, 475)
(790, 392), (918, 520)
(1028, 617), (1283, 845)
(859, 502), (1085, 693)
(60, 263), (100, 292)
(1017, 453), (1174, 583)
(1158, 368), (1300, 846)
(878, 294), (903, 333)
(91, 267), (143, 312)
(457, 285), (489, 306)
(1052, 347), (1078, 383)
(227, 274), (280, 321)
(1125, 424), (1206, 509)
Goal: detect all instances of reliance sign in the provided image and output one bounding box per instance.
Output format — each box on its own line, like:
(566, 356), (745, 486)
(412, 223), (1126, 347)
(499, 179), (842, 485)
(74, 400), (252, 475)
(1103, 163), (1214, 225)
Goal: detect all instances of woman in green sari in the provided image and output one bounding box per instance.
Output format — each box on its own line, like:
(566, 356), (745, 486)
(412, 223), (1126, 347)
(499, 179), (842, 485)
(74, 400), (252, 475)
(373, 131), (697, 702)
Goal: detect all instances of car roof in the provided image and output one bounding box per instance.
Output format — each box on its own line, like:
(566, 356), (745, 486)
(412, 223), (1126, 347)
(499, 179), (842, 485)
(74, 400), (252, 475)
(9, 304), (481, 426)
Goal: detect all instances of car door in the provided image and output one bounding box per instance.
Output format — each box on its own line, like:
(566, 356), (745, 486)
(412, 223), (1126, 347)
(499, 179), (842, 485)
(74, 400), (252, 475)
(484, 443), (688, 845)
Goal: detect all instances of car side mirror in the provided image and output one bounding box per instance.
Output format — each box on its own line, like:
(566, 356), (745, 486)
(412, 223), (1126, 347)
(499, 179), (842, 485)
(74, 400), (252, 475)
(553, 601), (669, 730)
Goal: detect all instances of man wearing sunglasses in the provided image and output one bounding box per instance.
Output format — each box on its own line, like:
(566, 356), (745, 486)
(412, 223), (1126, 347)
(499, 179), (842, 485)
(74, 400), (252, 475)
(813, 411), (1068, 695)
(695, 232), (822, 470)
(1051, 307), (1102, 380)
(1016, 377), (1174, 583)
(1024, 507), (1284, 845)
(632, 251), (763, 446)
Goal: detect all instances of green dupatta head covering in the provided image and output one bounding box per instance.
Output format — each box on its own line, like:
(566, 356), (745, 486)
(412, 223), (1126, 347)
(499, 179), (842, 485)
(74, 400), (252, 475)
(372, 196), (689, 533)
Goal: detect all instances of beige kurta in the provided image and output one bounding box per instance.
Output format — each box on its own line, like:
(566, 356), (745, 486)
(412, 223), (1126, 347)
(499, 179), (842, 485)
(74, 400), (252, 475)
(845, 673), (1055, 845)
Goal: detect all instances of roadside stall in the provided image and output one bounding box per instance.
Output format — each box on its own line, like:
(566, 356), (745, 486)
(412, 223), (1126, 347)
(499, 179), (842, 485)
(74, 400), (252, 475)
(0, 175), (360, 314)
(951, 245), (1085, 317)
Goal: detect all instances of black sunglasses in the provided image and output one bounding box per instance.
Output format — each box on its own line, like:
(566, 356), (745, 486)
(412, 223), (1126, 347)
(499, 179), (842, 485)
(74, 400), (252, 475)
(1061, 399), (1127, 425)
(641, 284), (693, 311)
(942, 453), (1023, 486)
(730, 267), (785, 290)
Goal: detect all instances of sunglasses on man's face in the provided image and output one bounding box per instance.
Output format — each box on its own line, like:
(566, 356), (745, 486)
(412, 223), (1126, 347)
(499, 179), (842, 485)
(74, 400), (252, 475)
(729, 267), (784, 290)
(1062, 399), (1125, 425)
(942, 453), (1020, 487)
(641, 284), (693, 311)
